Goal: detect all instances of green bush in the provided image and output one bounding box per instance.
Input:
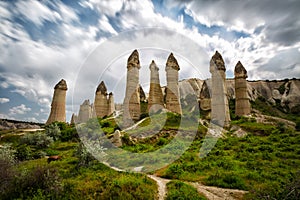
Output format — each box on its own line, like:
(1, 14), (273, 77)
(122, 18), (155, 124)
(20, 132), (53, 149)
(166, 180), (207, 200)
(15, 144), (32, 161)
(60, 127), (78, 142)
(0, 143), (16, 164)
(45, 123), (61, 141)
(205, 172), (247, 190)
(1, 165), (62, 200)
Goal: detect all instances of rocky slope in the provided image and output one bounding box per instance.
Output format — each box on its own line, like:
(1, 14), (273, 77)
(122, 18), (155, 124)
(179, 78), (300, 113)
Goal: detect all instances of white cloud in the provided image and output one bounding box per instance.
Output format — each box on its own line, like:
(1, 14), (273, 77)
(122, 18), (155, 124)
(0, 98), (10, 104)
(9, 104), (31, 115)
(0, 113), (13, 119)
(15, 0), (61, 26)
(98, 15), (117, 35)
(81, 0), (123, 16)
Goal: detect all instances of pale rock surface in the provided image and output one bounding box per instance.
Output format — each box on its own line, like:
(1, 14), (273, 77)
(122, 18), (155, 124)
(148, 60), (164, 113)
(94, 81), (109, 118)
(78, 99), (93, 123)
(234, 61), (251, 116)
(46, 79), (67, 124)
(209, 51), (230, 126)
(165, 53), (182, 114)
(123, 50), (141, 126)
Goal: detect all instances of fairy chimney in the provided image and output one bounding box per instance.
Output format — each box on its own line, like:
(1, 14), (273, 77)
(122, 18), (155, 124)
(46, 79), (67, 124)
(78, 99), (93, 123)
(165, 53), (182, 114)
(234, 61), (250, 116)
(209, 51), (230, 126)
(94, 81), (108, 118)
(108, 92), (115, 116)
(148, 60), (164, 113)
(123, 50), (141, 126)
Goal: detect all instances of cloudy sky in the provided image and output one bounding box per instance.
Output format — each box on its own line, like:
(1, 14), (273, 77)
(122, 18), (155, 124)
(0, 0), (300, 123)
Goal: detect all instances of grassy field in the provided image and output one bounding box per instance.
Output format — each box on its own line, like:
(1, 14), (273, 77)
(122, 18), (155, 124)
(1, 99), (299, 199)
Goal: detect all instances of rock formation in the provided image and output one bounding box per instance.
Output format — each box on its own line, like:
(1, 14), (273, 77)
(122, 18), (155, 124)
(70, 113), (76, 125)
(111, 130), (122, 147)
(148, 60), (164, 113)
(199, 80), (211, 111)
(235, 61), (251, 116)
(94, 81), (109, 118)
(209, 51), (230, 126)
(78, 99), (93, 123)
(139, 85), (146, 102)
(46, 79), (67, 124)
(123, 50), (141, 126)
(108, 92), (115, 116)
(165, 53), (182, 114)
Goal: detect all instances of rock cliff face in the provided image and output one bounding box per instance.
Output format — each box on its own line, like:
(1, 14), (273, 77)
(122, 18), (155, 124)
(178, 78), (300, 113)
(46, 79), (67, 124)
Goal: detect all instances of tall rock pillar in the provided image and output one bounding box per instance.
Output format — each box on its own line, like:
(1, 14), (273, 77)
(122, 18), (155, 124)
(78, 99), (93, 123)
(123, 50), (141, 125)
(148, 60), (164, 113)
(235, 61), (250, 116)
(94, 81), (108, 118)
(209, 51), (230, 126)
(46, 79), (67, 124)
(165, 53), (182, 114)
(108, 92), (115, 116)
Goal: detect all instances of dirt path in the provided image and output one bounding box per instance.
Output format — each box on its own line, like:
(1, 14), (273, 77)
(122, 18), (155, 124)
(103, 163), (247, 200)
(187, 182), (247, 200)
(147, 174), (247, 200)
(147, 175), (170, 200)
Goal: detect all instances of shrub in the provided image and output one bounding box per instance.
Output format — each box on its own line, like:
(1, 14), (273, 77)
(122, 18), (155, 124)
(13, 165), (62, 199)
(205, 172), (247, 190)
(45, 123), (61, 141)
(15, 144), (32, 161)
(0, 143), (16, 164)
(60, 127), (78, 142)
(166, 180), (207, 200)
(20, 132), (53, 149)
(0, 158), (16, 197)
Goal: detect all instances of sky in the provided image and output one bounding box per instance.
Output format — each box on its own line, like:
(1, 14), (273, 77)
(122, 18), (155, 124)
(0, 0), (300, 123)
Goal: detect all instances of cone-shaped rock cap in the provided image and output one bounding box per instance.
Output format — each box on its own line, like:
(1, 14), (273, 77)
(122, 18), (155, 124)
(96, 81), (107, 94)
(108, 92), (113, 96)
(127, 49), (140, 69)
(54, 79), (68, 90)
(234, 61), (247, 76)
(210, 51), (226, 71)
(149, 60), (159, 71)
(166, 53), (180, 70)
(82, 99), (90, 105)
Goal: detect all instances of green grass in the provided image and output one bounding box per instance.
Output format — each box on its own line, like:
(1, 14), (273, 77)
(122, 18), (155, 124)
(166, 180), (207, 200)
(157, 120), (300, 199)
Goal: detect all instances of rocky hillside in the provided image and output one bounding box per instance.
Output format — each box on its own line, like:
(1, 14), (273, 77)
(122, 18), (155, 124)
(179, 78), (300, 113)
(0, 119), (43, 130)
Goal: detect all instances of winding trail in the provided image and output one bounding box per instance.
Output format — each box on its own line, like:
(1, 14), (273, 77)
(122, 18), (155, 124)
(147, 175), (170, 200)
(103, 162), (247, 200)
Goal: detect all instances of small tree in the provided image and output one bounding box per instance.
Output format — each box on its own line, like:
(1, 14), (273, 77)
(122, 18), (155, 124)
(45, 124), (61, 141)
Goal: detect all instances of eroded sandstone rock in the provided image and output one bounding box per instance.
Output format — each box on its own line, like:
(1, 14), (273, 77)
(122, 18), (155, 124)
(235, 61), (251, 116)
(46, 79), (67, 124)
(165, 53), (182, 114)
